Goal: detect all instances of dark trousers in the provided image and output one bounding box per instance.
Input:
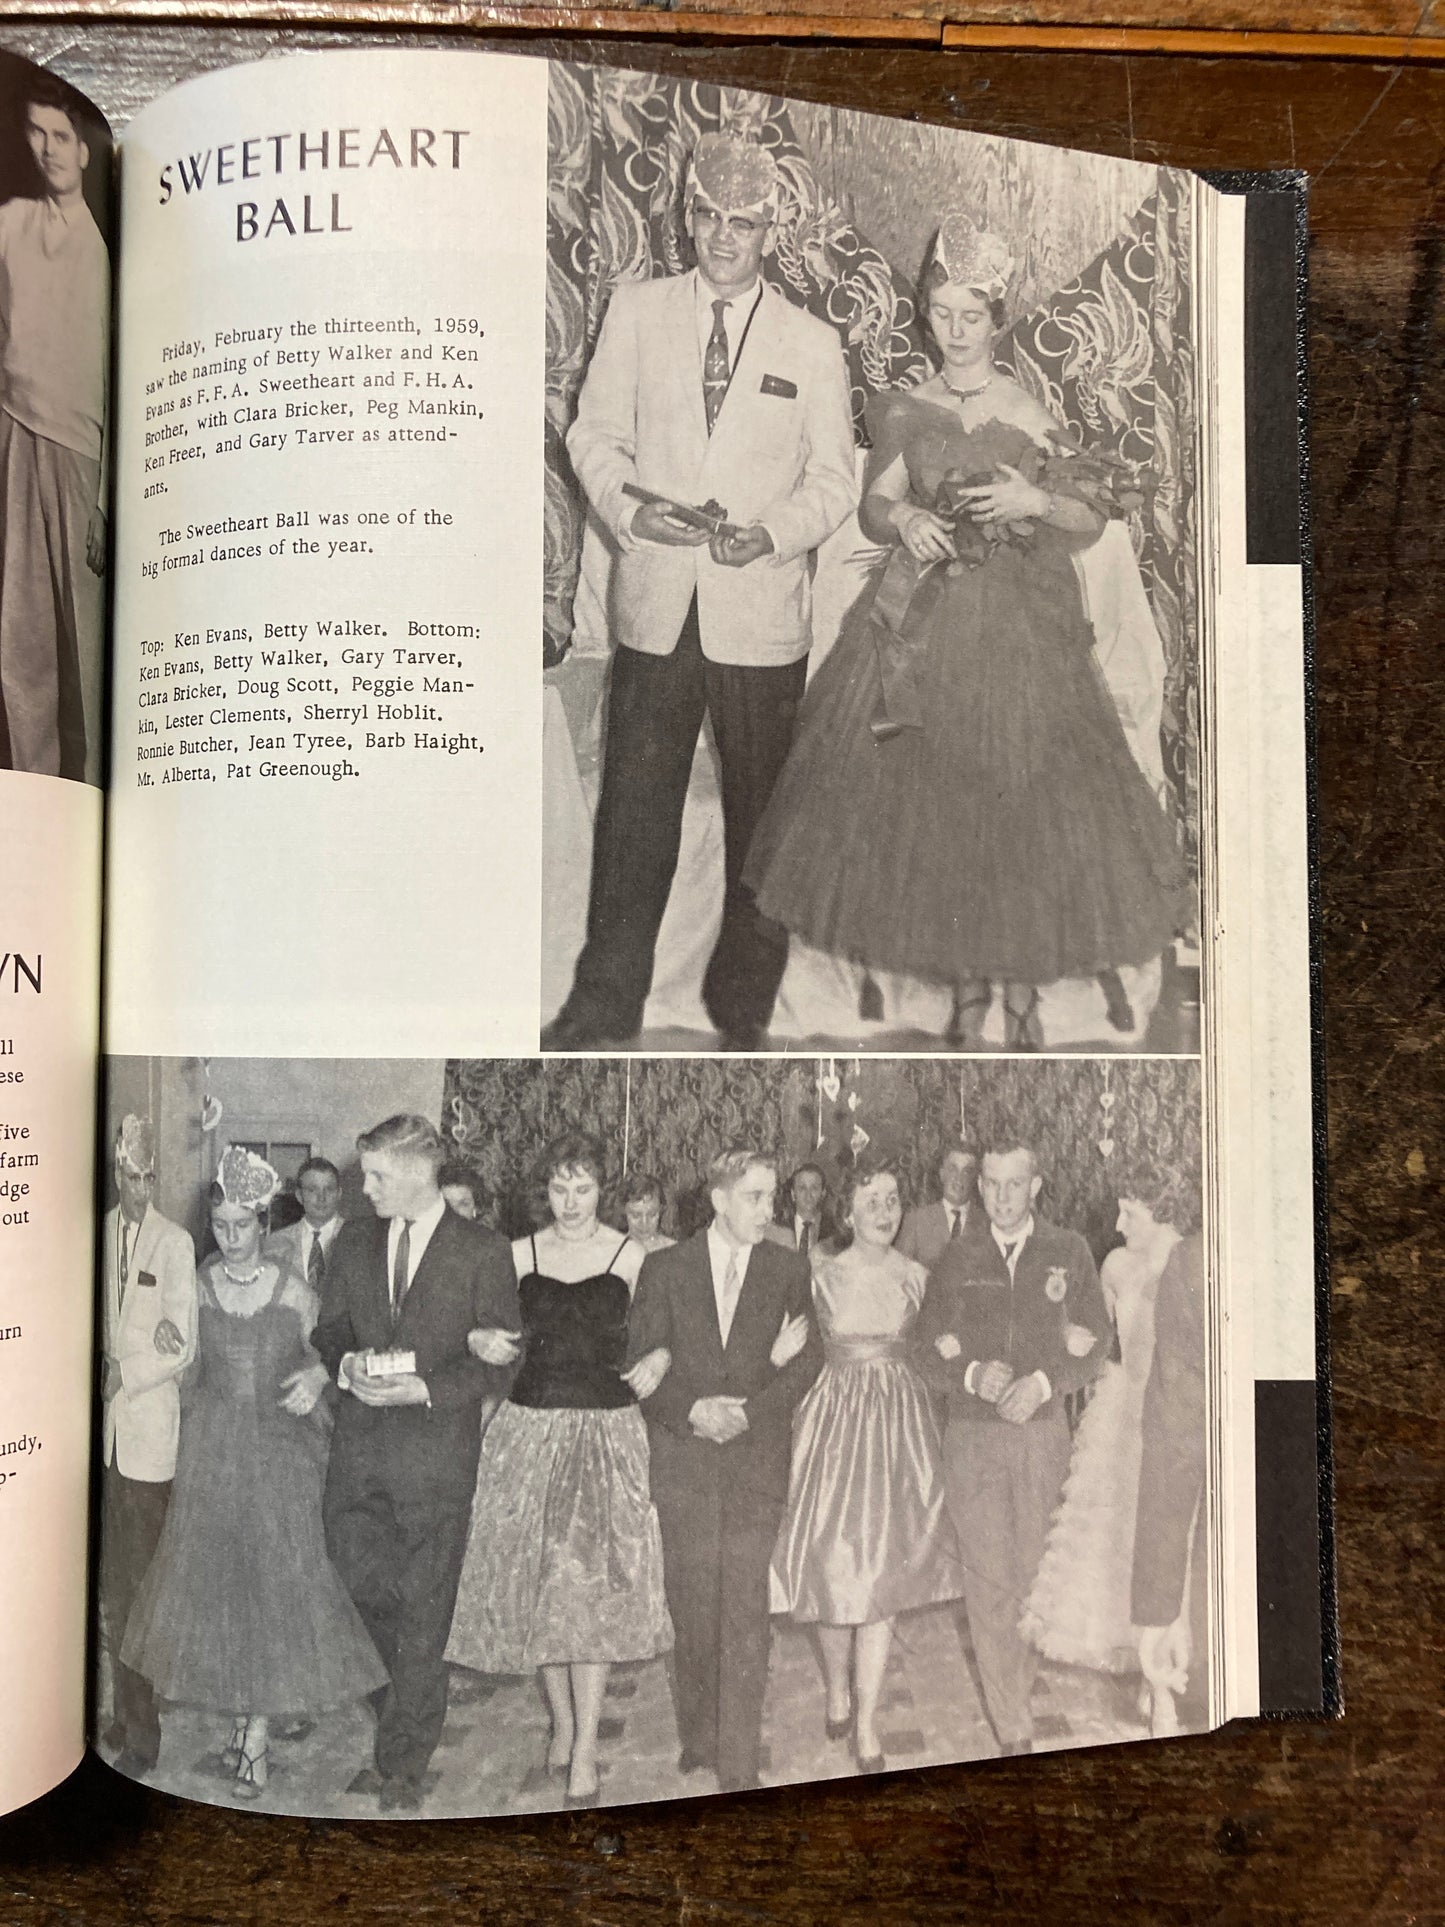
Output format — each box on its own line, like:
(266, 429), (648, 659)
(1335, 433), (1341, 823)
(324, 1450), (473, 1784)
(941, 1413), (1071, 1748)
(654, 1472), (781, 1791)
(100, 1461), (170, 1764)
(564, 599), (806, 1040)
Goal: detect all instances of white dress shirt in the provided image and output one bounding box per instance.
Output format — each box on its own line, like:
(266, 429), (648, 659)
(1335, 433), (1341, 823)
(300, 1213), (343, 1277)
(706, 1223), (753, 1347)
(386, 1191), (447, 1303)
(693, 270), (763, 369)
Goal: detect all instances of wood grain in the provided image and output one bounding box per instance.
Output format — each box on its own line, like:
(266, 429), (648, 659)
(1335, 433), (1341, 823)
(11, 0), (1445, 42)
(0, 21), (1440, 1925)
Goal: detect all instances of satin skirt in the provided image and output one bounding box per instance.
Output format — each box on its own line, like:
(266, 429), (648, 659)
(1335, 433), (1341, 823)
(446, 1402), (673, 1673)
(770, 1343), (963, 1625)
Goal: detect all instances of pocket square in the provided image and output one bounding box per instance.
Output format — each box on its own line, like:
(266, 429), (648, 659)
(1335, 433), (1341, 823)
(760, 374), (798, 399)
(136, 1270), (157, 1287)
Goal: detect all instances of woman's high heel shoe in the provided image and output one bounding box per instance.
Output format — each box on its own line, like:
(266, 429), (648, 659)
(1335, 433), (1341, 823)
(1002, 984), (1042, 1053)
(233, 1738), (269, 1799)
(824, 1706), (854, 1743)
(945, 979), (992, 1050)
(221, 1716), (247, 1773)
(1097, 967), (1136, 1033)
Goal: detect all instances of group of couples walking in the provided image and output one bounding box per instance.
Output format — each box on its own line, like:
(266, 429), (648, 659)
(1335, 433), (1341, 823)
(100, 1101), (1202, 1814)
(544, 129), (1190, 1051)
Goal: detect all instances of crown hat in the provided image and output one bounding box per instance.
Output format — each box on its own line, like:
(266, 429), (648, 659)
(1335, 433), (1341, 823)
(115, 1113), (156, 1177)
(933, 215), (1014, 304)
(685, 132), (782, 218)
(216, 1143), (281, 1213)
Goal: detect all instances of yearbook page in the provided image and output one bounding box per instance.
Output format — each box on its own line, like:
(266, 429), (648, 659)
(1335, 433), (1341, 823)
(94, 42), (1324, 1821)
(0, 49), (111, 1819)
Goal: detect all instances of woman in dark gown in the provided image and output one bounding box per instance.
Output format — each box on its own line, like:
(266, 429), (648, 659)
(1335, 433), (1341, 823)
(120, 1146), (386, 1800)
(445, 1133), (672, 1808)
(745, 217), (1190, 1048)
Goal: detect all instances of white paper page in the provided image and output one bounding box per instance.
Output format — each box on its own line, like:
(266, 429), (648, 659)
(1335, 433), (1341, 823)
(104, 49), (547, 1059)
(0, 775), (99, 1815)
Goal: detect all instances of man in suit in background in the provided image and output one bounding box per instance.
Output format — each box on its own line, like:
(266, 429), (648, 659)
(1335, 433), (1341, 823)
(629, 1144), (822, 1790)
(314, 1114), (521, 1812)
(898, 1141), (978, 1269)
(266, 1155), (345, 1292)
(98, 1114), (196, 1777)
(1132, 1229), (1208, 1733)
(763, 1160), (836, 1258)
(918, 1139), (1111, 1755)
(543, 132), (857, 1051)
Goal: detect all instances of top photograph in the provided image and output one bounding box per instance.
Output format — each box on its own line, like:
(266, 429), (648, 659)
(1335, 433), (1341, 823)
(540, 69), (1203, 1059)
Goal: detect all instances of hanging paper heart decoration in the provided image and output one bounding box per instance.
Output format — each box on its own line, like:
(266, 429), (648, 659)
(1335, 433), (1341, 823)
(1098, 1136), (1115, 1158)
(851, 1125), (871, 1155)
(821, 1074), (841, 1103)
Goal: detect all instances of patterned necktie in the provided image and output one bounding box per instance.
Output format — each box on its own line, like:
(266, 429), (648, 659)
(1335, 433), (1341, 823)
(719, 1248), (743, 1346)
(799, 1221), (812, 1257)
(1003, 1239), (1019, 1274)
(119, 1221), (132, 1296)
(949, 1208), (962, 1241)
(392, 1219), (412, 1319)
(308, 1228), (325, 1289)
(703, 298), (730, 433)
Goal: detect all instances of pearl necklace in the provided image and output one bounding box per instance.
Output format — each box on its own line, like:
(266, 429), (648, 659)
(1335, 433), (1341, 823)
(943, 372), (993, 400)
(221, 1261), (265, 1286)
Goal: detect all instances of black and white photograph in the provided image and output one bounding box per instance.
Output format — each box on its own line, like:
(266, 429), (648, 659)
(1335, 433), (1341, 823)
(0, 52), (110, 787)
(541, 70), (1201, 1055)
(99, 1051), (1207, 1819)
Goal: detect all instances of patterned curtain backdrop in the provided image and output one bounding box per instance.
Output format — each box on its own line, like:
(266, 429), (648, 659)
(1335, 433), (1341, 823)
(442, 1057), (1199, 1254)
(545, 65), (1199, 861)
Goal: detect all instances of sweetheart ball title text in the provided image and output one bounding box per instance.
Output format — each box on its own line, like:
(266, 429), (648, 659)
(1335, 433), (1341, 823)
(156, 124), (472, 242)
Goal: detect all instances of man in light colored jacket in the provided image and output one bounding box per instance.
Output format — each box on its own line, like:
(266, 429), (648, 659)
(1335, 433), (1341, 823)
(99, 1114), (196, 1775)
(545, 132), (857, 1051)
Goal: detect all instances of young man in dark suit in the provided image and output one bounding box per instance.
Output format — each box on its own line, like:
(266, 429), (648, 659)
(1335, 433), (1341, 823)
(897, 1141), (978, 1269)
(629, 1144), (822, 1791)
(918, 1138), (1111, 1755)
(313, 1114), (521, 1812)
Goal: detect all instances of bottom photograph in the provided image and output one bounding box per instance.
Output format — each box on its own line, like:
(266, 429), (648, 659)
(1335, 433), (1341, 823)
(98, 1053), (1207, 1819)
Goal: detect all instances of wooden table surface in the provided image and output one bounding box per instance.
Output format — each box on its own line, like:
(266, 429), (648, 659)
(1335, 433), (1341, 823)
(1, 16), (1440, 1922)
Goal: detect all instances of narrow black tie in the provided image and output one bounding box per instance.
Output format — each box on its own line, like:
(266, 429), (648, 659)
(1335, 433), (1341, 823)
(392, 1220), (412, 1320)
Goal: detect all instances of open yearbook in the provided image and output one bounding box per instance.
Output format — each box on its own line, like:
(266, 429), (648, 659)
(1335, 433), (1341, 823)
(0, 38), (1335, 1820)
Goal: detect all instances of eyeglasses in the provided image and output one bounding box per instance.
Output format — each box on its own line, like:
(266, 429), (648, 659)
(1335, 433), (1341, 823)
(692, 204), (771, 240)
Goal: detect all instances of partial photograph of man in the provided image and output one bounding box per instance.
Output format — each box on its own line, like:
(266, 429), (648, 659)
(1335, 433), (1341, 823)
(98, 1114), (197, 1777)
(312, 1115), (521, 1813)
(628, 1145), (821, 1791)
(543, 132), (857, 1052)
(898, 1142), (979, 1269)
(265, 1156), (345, 1292)
(0, 73), (108, 784)
(763, 1161), (837, 1258)
(1132, 1226), (1209, 1734)
(917, 1138), (1111, 1756)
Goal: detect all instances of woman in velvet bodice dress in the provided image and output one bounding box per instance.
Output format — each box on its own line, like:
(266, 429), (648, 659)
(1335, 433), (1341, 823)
(745, 217), (1190, 1048)
(445, 1133), (672, 1808)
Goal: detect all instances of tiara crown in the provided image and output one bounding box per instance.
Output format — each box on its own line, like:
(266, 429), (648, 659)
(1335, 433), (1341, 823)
(217, 1144), (280, 1212)
(935, 216), (1014, 302)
